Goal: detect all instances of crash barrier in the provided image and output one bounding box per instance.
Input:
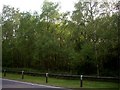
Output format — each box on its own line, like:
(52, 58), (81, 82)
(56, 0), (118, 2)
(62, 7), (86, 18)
(2, 69), (119, 87)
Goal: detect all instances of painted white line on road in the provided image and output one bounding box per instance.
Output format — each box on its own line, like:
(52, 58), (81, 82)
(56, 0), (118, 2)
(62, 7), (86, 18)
(2, 78), (62, 88)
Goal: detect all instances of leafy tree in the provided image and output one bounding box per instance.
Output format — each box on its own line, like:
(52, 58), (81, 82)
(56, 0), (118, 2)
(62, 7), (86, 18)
(2, 1), (119, 76)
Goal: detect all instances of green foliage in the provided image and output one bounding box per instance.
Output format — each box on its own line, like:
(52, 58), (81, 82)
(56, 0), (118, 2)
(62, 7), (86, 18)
(2, 1), (119, 76)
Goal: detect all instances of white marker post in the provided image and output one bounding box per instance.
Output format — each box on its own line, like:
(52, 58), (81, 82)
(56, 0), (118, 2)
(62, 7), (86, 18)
(46, 73), (48, 83)
(80, 75), (83, 87)
(4, 69), (6, 77)
(22, 71), (24, 79)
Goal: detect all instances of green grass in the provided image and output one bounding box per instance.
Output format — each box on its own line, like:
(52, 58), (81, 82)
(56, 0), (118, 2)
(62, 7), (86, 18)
(0, 72), (2, 78)
(2, 73), (119, 88)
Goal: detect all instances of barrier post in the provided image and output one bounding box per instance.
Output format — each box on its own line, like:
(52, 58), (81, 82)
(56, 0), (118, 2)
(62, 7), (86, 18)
(46, 73), (48, 83)
(22, 71), (24, 79)
(4, 70), (6, 77)
(80, 75), (83, 87)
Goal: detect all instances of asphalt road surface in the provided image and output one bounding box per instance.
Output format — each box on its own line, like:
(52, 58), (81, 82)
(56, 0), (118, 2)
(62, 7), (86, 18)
(2, 79), (71, 90)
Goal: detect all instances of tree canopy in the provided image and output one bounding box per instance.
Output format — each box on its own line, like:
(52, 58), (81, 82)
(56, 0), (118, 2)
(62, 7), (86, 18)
(2, 1), (119, 76)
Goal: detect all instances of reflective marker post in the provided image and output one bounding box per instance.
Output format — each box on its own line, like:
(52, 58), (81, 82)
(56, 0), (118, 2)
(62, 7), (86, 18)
(46, 73), (48, 83)
(4, 69), (6, 77)
(80, 75), (83, 87)
(22, 71), (24, 79)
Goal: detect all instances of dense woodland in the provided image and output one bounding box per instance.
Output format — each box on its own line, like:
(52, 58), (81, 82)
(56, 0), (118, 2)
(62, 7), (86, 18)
(2, 0), (120, 76)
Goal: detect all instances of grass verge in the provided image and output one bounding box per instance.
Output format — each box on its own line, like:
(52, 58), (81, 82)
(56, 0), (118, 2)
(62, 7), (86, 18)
(2, 73), (119, 88)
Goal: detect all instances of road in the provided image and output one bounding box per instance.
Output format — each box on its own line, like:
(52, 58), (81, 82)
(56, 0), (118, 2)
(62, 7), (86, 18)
(2, 79), (70, 90)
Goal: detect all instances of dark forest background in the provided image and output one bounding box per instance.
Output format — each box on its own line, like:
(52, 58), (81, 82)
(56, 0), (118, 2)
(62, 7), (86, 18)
(2, 1), (120, 76)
